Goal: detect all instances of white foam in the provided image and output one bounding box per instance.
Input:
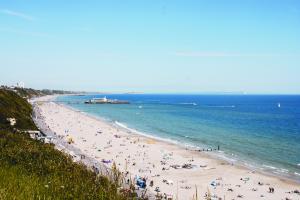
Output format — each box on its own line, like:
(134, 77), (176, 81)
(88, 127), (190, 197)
(207, 105), (235, 108)
(114, 121), (181, 146)
(115, 121), (128, 129)
(279, 168), (289, 173)
(179, 102), (197, 106)
(262, 165), (277, 170)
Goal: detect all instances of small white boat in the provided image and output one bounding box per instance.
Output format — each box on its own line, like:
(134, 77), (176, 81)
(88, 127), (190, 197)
(278, 103), (281, 108)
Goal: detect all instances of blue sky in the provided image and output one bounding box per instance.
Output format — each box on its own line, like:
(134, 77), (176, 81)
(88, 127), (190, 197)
(0, 0), (299, 93)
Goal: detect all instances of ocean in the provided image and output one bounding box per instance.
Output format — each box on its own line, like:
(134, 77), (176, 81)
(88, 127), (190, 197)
(56, 94), (300, 181)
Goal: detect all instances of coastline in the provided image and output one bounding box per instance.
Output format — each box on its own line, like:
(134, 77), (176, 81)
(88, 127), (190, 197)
(33, 95), (300, 200)
(57, 95), (300, 184)
(65, 104), (300, 186)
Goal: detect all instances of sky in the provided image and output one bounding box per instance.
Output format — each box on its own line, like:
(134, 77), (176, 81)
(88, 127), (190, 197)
(0, 0), (300, 94)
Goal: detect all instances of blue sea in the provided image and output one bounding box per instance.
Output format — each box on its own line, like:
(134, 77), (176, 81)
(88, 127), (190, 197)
(56, 94), (300, 181)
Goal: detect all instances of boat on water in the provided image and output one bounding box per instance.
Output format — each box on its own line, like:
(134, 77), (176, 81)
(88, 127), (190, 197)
(84, 96), (130, 104)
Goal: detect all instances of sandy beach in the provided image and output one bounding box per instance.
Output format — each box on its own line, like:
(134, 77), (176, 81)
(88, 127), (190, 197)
(32, 95), (300, 200)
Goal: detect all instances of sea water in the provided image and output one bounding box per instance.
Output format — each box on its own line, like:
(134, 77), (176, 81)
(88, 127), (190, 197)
(57, 94), (300, 181)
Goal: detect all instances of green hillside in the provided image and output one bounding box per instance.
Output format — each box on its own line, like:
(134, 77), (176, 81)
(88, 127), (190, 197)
(0, 89), (133, 199)
(0, 89), (37, 130)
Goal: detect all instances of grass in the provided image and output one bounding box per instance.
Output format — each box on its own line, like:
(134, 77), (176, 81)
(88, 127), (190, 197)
(0, 89), (37, 130)
(0, 89), (135, 199)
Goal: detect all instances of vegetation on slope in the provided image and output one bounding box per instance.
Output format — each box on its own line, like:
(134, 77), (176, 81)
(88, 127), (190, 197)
(0, 85), (79, 99)
(0, 89), (132, 199)
(0, 89), (37, 130)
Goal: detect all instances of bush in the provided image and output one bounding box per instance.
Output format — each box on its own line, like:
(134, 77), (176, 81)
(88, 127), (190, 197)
(0, 89), (132, 199)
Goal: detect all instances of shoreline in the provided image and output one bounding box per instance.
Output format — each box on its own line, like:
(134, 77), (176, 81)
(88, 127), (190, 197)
(110, 120), (300, 185)
(33, 95), (300, 200)
(57, 97), (300, 185)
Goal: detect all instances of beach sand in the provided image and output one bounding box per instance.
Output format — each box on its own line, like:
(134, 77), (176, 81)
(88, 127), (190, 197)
(32, 95), (300, 200)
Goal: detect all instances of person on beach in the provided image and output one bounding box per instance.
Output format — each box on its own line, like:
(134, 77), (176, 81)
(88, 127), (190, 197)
(269, 187), (275, 193)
